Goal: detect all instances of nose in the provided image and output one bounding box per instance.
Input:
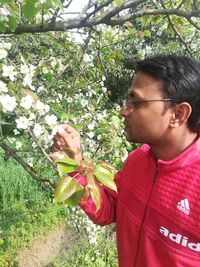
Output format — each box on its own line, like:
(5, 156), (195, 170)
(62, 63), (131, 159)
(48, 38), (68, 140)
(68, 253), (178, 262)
(120, 106), (132, 117)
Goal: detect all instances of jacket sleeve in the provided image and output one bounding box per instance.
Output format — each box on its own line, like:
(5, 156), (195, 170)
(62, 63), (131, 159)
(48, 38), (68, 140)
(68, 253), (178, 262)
(78, 168), (124, 226)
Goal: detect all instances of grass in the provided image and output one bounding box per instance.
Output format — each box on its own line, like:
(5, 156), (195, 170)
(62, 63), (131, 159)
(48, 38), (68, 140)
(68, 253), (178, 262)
(0, 155), (68, 267)
(0, 154), (118, 267)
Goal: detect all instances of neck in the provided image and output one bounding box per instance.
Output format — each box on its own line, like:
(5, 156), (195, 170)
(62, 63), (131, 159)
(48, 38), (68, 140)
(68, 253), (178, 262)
(150, 131), (198, 161)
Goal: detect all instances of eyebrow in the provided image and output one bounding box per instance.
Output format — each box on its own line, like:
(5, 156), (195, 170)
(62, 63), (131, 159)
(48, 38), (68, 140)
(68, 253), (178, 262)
(128, 90), (143, 99)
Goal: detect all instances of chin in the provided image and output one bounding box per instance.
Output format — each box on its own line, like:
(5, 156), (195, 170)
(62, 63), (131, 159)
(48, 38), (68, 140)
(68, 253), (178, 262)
(125, 133), (143, 144)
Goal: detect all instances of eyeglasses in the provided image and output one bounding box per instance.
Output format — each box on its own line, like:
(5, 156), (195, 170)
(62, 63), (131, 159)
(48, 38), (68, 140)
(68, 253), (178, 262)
(122, 99), (176, 110)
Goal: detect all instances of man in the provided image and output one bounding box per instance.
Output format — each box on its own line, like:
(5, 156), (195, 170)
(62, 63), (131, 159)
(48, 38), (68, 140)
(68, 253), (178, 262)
(52, 55), (200, 266)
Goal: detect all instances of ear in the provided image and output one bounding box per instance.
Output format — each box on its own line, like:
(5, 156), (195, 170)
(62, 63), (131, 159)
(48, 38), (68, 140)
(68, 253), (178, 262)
(170, 102), (192, 128)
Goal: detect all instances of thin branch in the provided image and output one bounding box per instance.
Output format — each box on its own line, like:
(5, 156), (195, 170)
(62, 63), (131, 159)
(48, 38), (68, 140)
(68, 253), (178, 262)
(105, 9), (200, 26)
(176, 0), (186, 10)
(0, 141), (56, 189)
(63, 0), (73, 9)
(79, 0), (113, 25)
(186, 16), (200, 30)
(27, 128), (56, 169)
(159, 0), (193, 57)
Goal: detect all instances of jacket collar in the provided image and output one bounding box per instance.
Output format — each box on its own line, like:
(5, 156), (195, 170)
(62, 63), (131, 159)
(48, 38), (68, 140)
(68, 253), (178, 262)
(147, 135), (200, 171)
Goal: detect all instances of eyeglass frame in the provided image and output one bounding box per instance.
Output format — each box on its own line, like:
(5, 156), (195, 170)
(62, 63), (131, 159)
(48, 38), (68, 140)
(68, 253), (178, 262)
(121, 98), (178, 110)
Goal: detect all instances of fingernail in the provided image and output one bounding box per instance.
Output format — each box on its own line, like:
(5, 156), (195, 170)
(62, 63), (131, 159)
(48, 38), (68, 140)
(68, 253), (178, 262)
(58, 127), (65, 134)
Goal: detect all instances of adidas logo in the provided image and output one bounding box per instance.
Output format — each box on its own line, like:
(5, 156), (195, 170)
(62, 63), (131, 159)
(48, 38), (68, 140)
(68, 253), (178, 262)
(160, 226), (200, 252)
(177, 198), (190, 215)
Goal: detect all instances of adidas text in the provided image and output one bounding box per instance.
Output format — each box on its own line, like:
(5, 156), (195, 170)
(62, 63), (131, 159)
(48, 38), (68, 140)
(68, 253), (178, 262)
(160, 226), (200, 252)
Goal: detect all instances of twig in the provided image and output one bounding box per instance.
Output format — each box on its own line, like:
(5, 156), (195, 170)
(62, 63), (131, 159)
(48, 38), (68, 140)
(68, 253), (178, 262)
(0, 141), (56, 189)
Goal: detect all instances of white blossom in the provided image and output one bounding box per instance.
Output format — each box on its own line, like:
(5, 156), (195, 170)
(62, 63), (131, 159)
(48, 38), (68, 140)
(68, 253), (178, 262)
(80, 99), (88, 107)
(23, 74), (35, 90)
(57, 59), (65, 73)
(0, 49), (8, 60)
(0, 8), (9, 21)
(13, 129), (20, 135)
(32, 142), (37, 148)
(2, 65), (17, 81)
(42, 67), (49, 74)
(87, 132), (94, 139)
(51, 125), (60, 136)
(0, 94), (17, 112)
(97, 113), (104, 121)
(27, 157), (33, 167)
(50, 57), (57, 68)
(0, 80), (8, 93)
(102, 87), (107, 93)
(33, 123), (44, 137)
(37, 85), (46, 93)
(0, 42), (11, 50)
(20, 64), (30, 74)
(44, 114), (57, 126)
(29, 113), (36, 121)
(88, 122), (95, 130)
(83, 54), (91, 63)
(20, 95), (34, 109)
(35, 100), (50, 114)
(16, 116), (30, 130)
(15, 141), (22, 149)
(66, 97), (73, 103)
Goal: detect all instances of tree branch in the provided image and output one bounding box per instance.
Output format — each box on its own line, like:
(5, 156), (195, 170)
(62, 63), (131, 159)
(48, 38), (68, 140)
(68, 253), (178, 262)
(159, 0), (193, 57)
(0, 141), (56, 189)
(1, 3), (200, 35)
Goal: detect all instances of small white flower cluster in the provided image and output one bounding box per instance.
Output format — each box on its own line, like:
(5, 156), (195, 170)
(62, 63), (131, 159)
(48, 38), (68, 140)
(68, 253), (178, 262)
(67, 207), (101, 245)
(0, 7), (9, 22)
(2, 65), (17, 81)
(0, 94), (17, 113)
(20, 62), (36, 90)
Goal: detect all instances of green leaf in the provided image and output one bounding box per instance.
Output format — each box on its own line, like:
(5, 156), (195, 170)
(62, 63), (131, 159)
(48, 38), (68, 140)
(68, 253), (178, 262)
(94, 166), (117, 192)
(144, 30), (151, 38)
(90, 184), (101, 211)
(45, 72), (53, 83)
(52, 0), (64, 11)
(54, 175), (81, 202)
(114, 0), (123, 6)
(111, 115), (120, 125)
(8, 15), (17, 32)
(57, 163), (77, 177)
(0, 22), (5, 33)
(55, 156), (77, 165)
(22, 0), (39, 22)
(141, 16), (149, 28)
(64, 186), (83, 206)
(0, 0), (12, 3)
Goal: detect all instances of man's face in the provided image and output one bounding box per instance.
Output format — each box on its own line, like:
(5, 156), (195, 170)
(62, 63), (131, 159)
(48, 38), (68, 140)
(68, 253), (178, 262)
(120, 72), (175, 145)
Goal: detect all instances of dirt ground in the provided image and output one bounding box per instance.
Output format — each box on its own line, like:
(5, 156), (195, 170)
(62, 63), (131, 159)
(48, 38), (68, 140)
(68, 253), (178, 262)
(15, 223), (76, 267)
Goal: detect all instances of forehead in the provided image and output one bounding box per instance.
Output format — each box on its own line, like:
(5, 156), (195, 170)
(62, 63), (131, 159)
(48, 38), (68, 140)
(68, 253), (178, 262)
(129, 72), (163, 99)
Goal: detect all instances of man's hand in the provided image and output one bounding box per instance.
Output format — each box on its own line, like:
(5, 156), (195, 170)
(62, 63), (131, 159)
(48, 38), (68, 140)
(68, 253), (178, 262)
(52, 124), (82, 164)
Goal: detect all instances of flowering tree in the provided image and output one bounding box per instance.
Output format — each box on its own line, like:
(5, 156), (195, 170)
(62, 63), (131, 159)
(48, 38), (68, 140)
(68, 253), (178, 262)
(0, 0), (200, 192)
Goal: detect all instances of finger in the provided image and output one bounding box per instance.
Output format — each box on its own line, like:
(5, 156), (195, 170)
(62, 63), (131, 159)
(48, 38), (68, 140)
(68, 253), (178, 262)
(53, 135), (67, 148)
(60, 124), (78, 134)
(57, 127), (76, 148)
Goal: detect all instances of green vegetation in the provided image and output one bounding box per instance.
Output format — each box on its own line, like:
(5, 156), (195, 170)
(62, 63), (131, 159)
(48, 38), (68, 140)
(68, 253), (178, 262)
(0, 155), (67, 266)
(0, 155), (117, 266)
(52, 226), (117, 267)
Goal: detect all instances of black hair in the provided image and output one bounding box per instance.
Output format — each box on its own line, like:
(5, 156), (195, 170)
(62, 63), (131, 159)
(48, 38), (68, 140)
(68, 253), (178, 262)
(136, 54), (200, 133)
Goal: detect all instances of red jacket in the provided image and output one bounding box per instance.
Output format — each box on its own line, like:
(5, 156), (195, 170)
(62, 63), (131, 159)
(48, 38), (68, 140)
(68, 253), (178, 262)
(78, 137), (200, 266)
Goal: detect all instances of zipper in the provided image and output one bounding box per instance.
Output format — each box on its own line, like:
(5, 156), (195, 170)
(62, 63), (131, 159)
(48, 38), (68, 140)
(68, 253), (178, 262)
(133, 162), (158, 267)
